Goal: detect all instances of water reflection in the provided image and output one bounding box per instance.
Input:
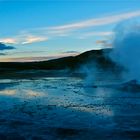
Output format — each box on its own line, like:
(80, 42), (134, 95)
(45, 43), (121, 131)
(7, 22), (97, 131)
(0, 81), (18, 90)
(23, 89), (46, 98)
(0, 89), (16, 96)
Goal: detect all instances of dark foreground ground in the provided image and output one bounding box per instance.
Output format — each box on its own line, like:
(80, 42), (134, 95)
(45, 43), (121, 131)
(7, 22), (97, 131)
(0, 75), (139, 140)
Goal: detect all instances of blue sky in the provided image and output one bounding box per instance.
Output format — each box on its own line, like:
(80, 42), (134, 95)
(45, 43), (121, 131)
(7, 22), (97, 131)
(0, 0), (140, 61)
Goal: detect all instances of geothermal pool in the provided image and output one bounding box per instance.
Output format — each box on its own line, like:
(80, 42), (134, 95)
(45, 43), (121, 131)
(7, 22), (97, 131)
(0, 77), (139, 140)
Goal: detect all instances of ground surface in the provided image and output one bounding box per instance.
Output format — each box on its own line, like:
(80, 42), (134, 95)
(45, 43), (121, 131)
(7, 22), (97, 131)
(0, 77), (139, 140)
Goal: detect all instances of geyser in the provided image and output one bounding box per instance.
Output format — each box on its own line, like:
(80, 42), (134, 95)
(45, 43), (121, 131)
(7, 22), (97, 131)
(110, 22), (140, 82)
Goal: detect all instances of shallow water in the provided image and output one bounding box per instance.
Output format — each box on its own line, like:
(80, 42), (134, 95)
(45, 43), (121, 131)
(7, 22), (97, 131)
(0, 77), (139, 140)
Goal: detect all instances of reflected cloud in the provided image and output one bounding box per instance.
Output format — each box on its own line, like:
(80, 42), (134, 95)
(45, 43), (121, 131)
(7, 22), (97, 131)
(72, 106), (113, 116)
(23, 89), (46, 98)
(0, 89), (16, 96)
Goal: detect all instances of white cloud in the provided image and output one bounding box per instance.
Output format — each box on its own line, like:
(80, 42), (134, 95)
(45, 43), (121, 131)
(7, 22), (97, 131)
(1, 10), (140, 45)
(0, 38), (17, 44)
(47, 11), (140, 31)
(30, 10), (140, 39)
(0, 35), (48, 45)
(21, 35), (48, 44)
(78, 31), (114, 39)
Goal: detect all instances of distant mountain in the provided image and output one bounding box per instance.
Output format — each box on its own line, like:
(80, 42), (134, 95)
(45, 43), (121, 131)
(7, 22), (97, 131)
(0, 48), (123, 78)
(0, 48), (120, 71)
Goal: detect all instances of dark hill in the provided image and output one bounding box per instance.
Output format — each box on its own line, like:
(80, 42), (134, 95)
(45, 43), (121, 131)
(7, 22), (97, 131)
(0, 49), (119, 72)
(0, 48), (123, 78)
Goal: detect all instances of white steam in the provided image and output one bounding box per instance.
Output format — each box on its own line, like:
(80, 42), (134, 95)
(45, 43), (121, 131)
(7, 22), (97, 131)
(110, 21), (140, 82)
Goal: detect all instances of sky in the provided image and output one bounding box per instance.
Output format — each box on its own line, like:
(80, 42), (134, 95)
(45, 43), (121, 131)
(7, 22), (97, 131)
(0, 0), (140, 62)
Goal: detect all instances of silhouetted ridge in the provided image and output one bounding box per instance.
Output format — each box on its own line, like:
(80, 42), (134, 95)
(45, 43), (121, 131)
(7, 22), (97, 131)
(0, 48), (119, 72)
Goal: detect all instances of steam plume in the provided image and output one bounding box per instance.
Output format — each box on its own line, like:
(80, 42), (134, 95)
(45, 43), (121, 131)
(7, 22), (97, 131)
(110, 21), (140, 82)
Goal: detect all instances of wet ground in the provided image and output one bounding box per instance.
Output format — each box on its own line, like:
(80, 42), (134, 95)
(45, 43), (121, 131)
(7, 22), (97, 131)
(0, 77), (139, 140)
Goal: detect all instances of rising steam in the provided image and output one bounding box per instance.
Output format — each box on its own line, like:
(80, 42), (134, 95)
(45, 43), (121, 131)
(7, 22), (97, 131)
(110, 21), (140, 82)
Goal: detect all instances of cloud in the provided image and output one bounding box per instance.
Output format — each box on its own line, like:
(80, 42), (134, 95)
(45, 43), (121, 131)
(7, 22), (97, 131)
(62, 51), (80, 54)
(0, 38), (17, 44)
(0, 43), (15, 50)
(27, 10), (140, 40)
(7, 50), (47, 55)
(0, 35), (48, 45)
(96, 40), (112, 47)
(1, 10), (140, 46)
(21, 35), (48, 44)
(78, 31), (114, 39)
(47, 11), (140, 31)
(47, 29), (70, 36)
(96, 40), (107, 44)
